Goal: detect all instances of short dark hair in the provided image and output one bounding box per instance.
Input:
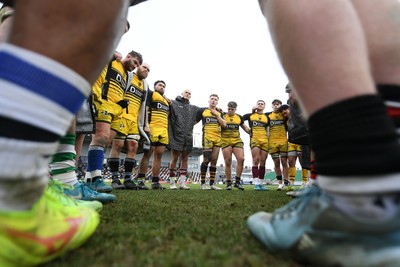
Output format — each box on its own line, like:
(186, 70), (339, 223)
(278, 104), (289, 113)
(154, 80), (166, 87)
(272, 99), (282, 104)
(128, 50), (143, 65)
(227, 101), (237, 108)
(209, 94), (219, 100)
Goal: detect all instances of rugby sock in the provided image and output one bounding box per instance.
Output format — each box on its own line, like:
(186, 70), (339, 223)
(333, 193), (400, 221)
(301, 169), (309, 184)
(259, 166), (266, 182)
(209, 166), (217, 185)
(0, 43), (90, 210)
(235, 176), (241, 184)
(200, 163), (208, 184)
(289, 167), (297, 185)
(179, 168), (187, 177)
(124, 158), (136, 180)
(179, 169), (188, 185)
(108, 158), (120, 179)
(309, 95), (400, 177)
(136, 173), (146, 183)
(169, 168), (177, 183)
(169, 168), (177, 178)
(87, 145), (104, 181)
(152, 176), (159, 183)
(252, 166), (259, 180)
(377, 84), (400, 134)
(276, 175), (283, 183)
(309, 160), (317, 184)
(310, 160), (317, 180)
(50, 133), (78, 186)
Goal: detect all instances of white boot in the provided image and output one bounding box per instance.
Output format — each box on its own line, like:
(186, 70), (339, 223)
(170, 177), (178, 190)
(178, 176), (190, 190)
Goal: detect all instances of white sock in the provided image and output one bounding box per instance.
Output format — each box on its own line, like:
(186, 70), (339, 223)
(0, 43), (90, 210)
(179, 176), (187, 185)
(0, 43), (90, 136)
(0, 138), (54, 211)
(50, 134), (78, 186)
(332, 193), (399, 222)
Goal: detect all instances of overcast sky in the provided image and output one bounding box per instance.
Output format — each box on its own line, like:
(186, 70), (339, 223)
(116, 0), (289, 168)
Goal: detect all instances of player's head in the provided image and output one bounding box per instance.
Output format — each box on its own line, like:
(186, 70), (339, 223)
(227, 101), (237, 114)
(272, 99), (282, 111)
(278, 104), (290, 117)
(137, 63), (150, 80)
(154, 80), (166, 95)
(124, 50), (143, 71)
(182, 89), (192, 100)
(256, 100), (265, 110)
(209, 94), (219, 108)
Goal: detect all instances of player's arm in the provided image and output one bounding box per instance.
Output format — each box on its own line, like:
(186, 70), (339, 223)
(195, 108), (206, 125)
(214, 110), (227, 128)
(239, 115), (250, 134)
(144, 90), (153, 133)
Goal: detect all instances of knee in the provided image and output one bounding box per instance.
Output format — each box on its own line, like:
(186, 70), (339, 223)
(93, 134), (109, 147)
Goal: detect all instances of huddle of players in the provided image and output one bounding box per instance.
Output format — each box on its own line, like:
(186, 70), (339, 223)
(198, 95), (303, 191)
(86, 49), (299, 192)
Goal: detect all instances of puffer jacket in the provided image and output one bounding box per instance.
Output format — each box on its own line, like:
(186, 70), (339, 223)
(168, 96), (200, 152)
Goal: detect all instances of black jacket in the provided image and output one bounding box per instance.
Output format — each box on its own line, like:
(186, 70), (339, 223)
(168, 96), (200, 152)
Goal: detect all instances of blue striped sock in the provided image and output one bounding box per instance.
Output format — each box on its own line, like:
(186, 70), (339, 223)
(87, 146), (104, 178)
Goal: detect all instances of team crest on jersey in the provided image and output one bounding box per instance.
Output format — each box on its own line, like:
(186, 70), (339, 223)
(101, 110), (109, 116)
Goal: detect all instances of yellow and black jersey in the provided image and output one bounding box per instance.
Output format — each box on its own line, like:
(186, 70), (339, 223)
(92, 59), (127, 104)
(242, 112), (269, 139)
(222, 113), (244, 139)
(147, 90), (169, 129)
(123, 72), (146, 120)
(267, 111), (288, 141)
(196, 108), (223, 139)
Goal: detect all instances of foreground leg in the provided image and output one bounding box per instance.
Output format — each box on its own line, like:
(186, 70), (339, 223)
(249, 1), (400, 266)
(0, 0), (129, 265)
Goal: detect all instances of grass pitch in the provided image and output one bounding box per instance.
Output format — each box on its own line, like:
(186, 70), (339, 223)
(44, 184), (302, 267)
